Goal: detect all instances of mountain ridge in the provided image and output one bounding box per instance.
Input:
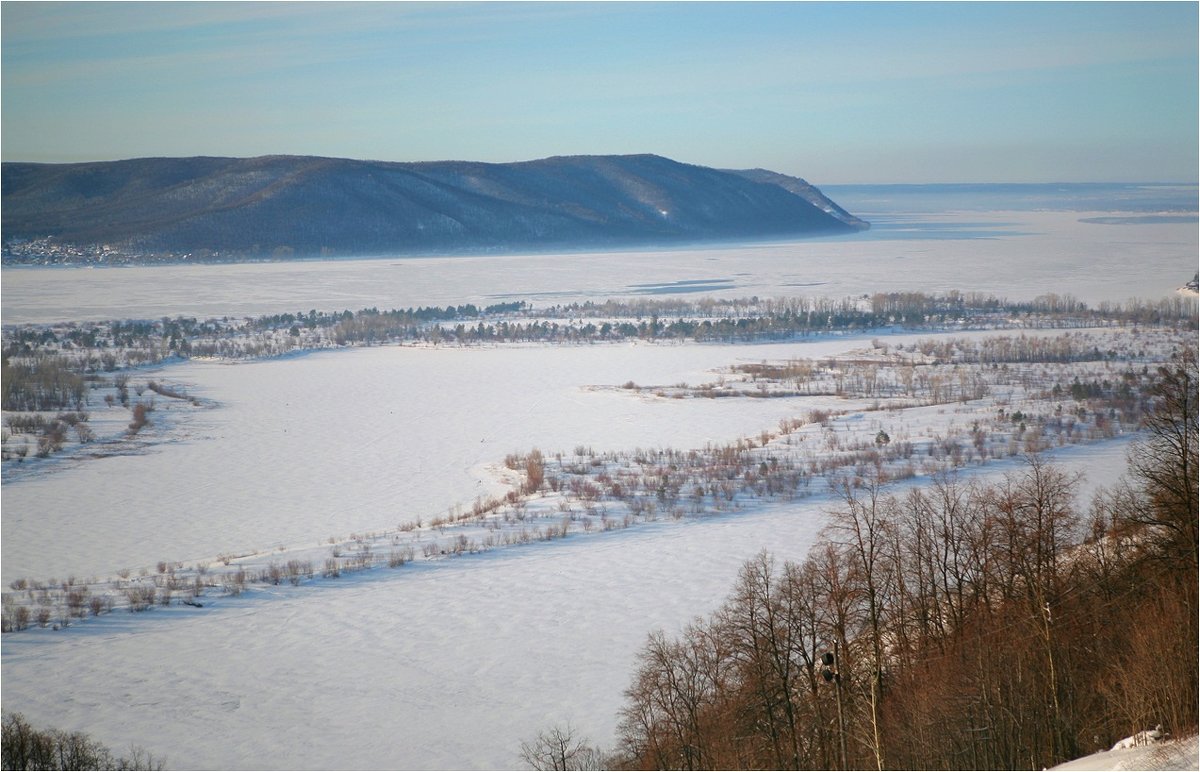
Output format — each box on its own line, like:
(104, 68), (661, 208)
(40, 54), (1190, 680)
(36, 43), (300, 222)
(1, 153), (868, 264)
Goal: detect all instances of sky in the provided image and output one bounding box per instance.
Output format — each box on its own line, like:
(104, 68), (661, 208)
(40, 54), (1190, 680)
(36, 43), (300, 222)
(1, 1), (1197, 183)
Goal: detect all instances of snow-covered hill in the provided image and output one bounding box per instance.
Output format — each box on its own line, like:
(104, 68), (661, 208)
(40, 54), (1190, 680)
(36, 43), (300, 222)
(1, 154), (865, 262)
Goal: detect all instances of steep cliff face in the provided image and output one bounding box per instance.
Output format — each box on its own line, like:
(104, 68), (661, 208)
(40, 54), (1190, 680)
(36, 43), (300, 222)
(725, 167), (870, 230)
(2, 154), (867, 260)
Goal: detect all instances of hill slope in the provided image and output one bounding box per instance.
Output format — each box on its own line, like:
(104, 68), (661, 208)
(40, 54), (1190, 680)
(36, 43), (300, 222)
(1, 154), (867, 262)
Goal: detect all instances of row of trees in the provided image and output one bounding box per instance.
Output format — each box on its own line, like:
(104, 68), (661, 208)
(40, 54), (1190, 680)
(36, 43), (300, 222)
(551, 291), (1198, 328)
(524, 349), (1197, 770)
(6, 291), (1195, 364)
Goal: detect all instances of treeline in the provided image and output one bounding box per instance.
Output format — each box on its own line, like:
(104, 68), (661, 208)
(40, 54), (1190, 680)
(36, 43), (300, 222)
(544, 292), (1198, 329)
(1, 302), (528, 360)
(527, 352), (1197, 770)
(247, 292), (1200, 347)
(254, 300), (526, 335)
(5, 291), (1196, 364)
(1, 712), (163, 770)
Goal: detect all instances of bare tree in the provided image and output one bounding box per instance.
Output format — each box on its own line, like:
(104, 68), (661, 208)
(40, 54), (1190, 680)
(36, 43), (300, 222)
(617, 622), (732, 770)
(519, 722), (602, 771)
(825, 472), (895, 770)
(1124, 346), (1198, 573)
(721, 552), (805, 770)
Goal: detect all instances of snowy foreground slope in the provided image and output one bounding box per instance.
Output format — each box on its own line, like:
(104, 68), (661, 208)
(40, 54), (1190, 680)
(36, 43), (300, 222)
(1051, 734), (1198, 771)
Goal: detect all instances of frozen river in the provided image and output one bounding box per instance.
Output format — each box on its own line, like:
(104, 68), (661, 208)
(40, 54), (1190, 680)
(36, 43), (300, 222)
(1, 183), (1195, 769)
(3, 200), (1197, 326)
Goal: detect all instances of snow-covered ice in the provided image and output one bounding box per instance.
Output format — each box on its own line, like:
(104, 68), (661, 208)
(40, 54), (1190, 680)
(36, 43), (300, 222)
(2, 336), (911, 584)
(2, 195), (1195, 769)
(1, 441), (1136, 770)
(3, 209), (1196, 326)
(1, 326), (1153, 587)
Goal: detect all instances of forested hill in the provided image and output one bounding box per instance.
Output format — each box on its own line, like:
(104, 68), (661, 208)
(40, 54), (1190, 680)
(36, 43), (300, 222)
(1, 154), (868, 263)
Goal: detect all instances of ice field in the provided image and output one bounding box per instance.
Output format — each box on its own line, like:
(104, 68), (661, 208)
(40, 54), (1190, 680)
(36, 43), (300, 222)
(2, 186), (1196, 768)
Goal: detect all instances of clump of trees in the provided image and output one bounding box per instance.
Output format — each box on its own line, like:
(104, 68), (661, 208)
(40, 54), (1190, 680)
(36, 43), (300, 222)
(1, 355), (86, 411)
(1, 712), (163, 770)
(126, 401), (153, 436)
(531, 348), (1196, 770)
(3, 411), (93, 460)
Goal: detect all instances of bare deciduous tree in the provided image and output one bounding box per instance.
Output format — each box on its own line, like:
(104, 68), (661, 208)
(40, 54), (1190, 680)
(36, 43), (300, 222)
(519, 722), (603, 771)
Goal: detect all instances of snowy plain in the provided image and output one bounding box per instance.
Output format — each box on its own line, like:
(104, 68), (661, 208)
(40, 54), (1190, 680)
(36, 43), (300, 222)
(1050, 733), (1199, 772)
(0, 444), (1141, 770)
(2, 188), (1197, 770)
(2, 339), (855, 583)
(2, 325), (1152, 588)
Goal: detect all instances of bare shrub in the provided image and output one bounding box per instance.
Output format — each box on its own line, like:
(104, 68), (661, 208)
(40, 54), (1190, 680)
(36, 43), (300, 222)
(127, 401), (153, 435)
(65, 588), (90, 618)
(285, 559), (312, 585)
(125, 585), (156, 611)
(35, 421), (67, 457)
(2, 602), (30, 633)
(523, 449), (547, 494)
(388, 546), (415, 568)
(227, 569), (247, 596)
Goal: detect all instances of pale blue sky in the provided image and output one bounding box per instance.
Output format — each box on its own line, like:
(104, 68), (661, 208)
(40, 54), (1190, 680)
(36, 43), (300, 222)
(2, 1), (1196, 182)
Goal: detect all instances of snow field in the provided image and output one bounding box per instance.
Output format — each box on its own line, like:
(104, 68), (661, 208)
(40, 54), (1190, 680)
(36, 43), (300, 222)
(1, 440), (1136, 770)
(2, 200), (1195, 769)
(1051, 734), (1199, 771)
(2, 340), (852, 585)
(0, 325), (1170, 769)
(3, 325), (1173, 590)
